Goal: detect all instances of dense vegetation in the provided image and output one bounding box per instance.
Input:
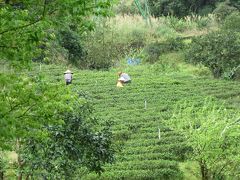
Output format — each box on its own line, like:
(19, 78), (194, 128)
(117, 0), (240, 17)
(148, 0), (239, 17)
(0, 0), (112, 65)
(0, 0), (240, 179)
(0, 0), (115, 179)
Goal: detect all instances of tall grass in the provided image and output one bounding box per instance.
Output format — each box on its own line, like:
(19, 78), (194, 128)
(109, 14), (217, 41)
(89, 14), (216, 51)
(81, 14), (217, 70)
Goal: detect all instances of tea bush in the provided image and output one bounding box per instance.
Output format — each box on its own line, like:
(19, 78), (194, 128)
(30, 63), (240, 179)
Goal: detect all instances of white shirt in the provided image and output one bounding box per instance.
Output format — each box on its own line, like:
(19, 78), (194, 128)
(64, 73), (72, 81)
(119, 73), (131, 82)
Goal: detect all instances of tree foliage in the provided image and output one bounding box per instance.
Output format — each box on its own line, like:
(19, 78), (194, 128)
(20, 98), (114, 179)
(148, 0), (217, 17)
(213, 0), (239, 20)
(59, 29), (86, 66)
(168, 99), (240, 179)
(186, 29), (240, 78)
(0, 0), (113, 66)
(0, 2), (116, 178)
(0, 71), (114, 178)
(148, 0), (239, 17)
(0, 73), (71, 148)
(222, 12), (240, 32)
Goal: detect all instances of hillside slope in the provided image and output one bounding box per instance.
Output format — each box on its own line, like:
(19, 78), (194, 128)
(42, 64), (240, 179)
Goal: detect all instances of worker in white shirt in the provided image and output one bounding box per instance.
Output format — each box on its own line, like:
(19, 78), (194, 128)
(64, 70), (73, 85)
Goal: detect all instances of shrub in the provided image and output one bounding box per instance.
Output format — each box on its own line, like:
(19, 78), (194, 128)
(156, 24), (178, 39)
(232, 67), (240, 80)
(59, 30), (86, 66)
(164, 15), (213, 32)
(186, 30), (240, 78)
(129, 28), (147, 48)
(143, 38), (185, 63)
(84, 42), (114, 70)
(32, 32), (69, 65)
(223, 65), (240, 80)
(191, 65), (212, 77)
(42, 40), (69, 65)
(165, 16), (191, 32)
(143, 42), (167, 63)
(167, 37), (185, 51)
(183, 14), (216, 30)
(0, 152), (7, 180)
(195, 16), (210, 29)
(83, 23), (128, 70)
(151, 61), (180, 73)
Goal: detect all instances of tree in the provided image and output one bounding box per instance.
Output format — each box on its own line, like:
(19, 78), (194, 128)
(148, 0), (216, 17)
(0, 73), (70, 147)
(59, 29), (86, 66)
(0, 0), (116, 178)
(0, 72), (114, 179)
(0, 0), (113, 66)
(167, 98), (240, 180)
(213, 0), (239, 20)
(19, 95), (114, 179)
(186, 30), (240, 78)
(222, 12), (240, 32)
(147, 0), (239, 17)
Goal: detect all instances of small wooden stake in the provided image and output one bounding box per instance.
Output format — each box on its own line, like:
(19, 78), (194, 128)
(158, 128), (161, 140)
(144, 100), (147, 109)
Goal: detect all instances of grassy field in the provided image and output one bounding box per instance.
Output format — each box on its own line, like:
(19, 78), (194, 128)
(34, 63), (240, 179)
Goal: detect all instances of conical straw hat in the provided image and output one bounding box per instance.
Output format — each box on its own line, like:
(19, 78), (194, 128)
(64, 70), (73, 74)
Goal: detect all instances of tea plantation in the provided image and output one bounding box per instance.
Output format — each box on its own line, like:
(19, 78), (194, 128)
(40, 65), (240, 179)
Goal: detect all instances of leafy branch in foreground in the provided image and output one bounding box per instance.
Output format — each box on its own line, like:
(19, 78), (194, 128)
(0, 72), (114, 179)
(0, 0), (113, 65)
(167, 98), (240, 180)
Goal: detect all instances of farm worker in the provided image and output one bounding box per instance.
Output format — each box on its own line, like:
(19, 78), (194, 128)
(64, 69), (73, 85)
(118, 72), (131, 83)
(117, 72), (131, 87)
